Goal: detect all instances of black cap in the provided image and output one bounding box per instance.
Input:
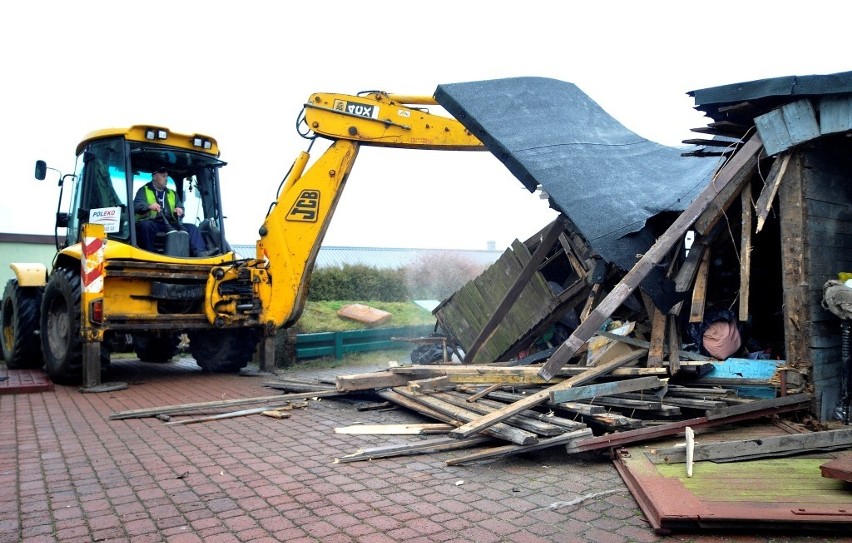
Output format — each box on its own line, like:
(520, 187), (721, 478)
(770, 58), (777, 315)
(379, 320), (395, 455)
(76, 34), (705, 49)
(155, 166), (168, 174)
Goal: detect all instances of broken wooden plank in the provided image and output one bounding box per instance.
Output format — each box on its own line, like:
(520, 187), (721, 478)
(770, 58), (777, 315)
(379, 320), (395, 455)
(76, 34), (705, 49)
(392, 387), (540, 445)
(674, 237), (708, 293)
(336, 371), (411, 392)
(688, 248), (710, 324)
(537, 133), (763, 382)
(664, 385), (732, 398)
(334, 423), (453, 435)
(566, 393), (813, 454)
(264, 379), (337, 392)
(667, 315), (681, 376)
(262, 410), (292, 419)
(470, 396), (586, 430)
(649, 428), (852, 464)
(550, 376), (666, 404)
(465, 382), (505, 402)
(754, 152), (791, 233)
(486, 390), (606, 416)
(693, 148), (759, 236)
(446, 428), (593, 466)
(409, 376), (451, 393)
(164, 403), (303, 426)
(580, 283), (603, 322)
(356, 401), (395, 411)
(559, 232), (588, 278)
(434, 391), (568, 437)
(392, 363), (665, 383)
(335, 436), (491, 463)
(616, 393), (728, 411)
(647, 308), (667, 367)
(448, 349), (646, 440)
(705, 393), (812, 420)
(109, 390), (341, 420)
(595, 331), (711, 362)
(581, 396), (681, 416)
(376, 389), (461, 426)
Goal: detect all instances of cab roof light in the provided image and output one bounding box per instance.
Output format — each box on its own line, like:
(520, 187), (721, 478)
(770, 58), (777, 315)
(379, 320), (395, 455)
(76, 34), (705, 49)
(192, 136), (213, 150)
(145, 128), (168, 140)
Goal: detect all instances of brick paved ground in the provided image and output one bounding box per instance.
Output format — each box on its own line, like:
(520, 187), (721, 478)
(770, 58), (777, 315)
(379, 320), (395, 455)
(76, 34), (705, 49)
(1, 356), (850, 543)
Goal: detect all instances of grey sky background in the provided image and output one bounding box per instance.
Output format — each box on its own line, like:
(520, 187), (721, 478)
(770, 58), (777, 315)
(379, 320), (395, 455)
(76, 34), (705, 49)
(2, 1), (849, 250)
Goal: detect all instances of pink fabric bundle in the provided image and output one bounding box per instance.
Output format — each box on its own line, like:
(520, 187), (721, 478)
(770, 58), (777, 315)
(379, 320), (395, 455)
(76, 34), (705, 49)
(702, 319), (741, 360)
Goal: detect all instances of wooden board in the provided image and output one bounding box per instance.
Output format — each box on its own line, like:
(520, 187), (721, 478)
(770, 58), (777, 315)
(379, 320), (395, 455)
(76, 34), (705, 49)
(613, 422), (852, 534)
(820, 455), (852, 482)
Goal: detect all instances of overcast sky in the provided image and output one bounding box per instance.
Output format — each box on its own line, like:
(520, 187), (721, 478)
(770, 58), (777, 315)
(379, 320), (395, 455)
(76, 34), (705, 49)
(2, 1), (849, 251)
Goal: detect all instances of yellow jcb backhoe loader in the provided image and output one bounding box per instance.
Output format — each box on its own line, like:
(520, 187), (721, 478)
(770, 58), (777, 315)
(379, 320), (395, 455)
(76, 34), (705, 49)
(1, 91), (485, 388)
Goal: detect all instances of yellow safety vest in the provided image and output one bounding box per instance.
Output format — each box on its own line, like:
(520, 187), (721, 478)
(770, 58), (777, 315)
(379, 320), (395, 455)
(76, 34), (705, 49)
(136, 185), (177, 222)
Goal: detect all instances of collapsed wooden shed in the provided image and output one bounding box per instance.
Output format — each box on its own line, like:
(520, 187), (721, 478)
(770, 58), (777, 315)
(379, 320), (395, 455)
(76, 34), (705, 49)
(431, 71), (852, 423)
(688, 71), (852, 421)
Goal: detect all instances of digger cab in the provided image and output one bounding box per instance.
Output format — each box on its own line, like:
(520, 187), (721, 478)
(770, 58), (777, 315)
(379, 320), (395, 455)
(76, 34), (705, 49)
(39, 125), (231, 257)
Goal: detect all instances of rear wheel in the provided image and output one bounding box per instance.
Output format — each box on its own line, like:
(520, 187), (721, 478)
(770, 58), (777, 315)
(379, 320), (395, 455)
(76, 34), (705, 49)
(132, 333), (180, 363)
(1, 280), (44, 368)
(41, 268), (83, 384)
(188, 328), (259, 372)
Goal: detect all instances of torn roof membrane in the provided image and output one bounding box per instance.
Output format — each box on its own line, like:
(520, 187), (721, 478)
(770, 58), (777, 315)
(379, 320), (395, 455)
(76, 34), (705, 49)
(434, 77), (720, 271)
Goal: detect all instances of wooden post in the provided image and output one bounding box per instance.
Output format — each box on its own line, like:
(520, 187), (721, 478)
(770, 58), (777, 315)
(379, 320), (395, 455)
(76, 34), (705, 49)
(258, 331), (276, 373)
(689, 249), (710, 324)
(739, 182), (753, 322)
(647, 308), (667, 367)
(667, 314), (681, 376)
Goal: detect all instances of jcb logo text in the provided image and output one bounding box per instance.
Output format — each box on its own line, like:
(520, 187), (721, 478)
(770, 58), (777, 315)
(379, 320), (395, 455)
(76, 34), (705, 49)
(287, 190), (320, 222)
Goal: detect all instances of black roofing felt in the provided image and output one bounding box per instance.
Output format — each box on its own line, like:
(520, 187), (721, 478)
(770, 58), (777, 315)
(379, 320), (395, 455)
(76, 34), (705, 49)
(434, 77), (720, 272)
(689, 70), (852, 106)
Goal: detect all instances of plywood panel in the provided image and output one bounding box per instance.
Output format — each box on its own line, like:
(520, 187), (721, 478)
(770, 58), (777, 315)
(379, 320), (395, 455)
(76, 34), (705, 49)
(614, 423), (852, 534)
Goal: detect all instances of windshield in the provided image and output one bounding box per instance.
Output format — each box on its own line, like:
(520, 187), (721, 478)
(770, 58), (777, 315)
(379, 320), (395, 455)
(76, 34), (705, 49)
(67, 136), (228, 252)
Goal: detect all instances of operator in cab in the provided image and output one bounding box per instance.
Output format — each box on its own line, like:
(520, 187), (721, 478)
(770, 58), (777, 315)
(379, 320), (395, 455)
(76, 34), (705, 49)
(133, 166), (212, 257)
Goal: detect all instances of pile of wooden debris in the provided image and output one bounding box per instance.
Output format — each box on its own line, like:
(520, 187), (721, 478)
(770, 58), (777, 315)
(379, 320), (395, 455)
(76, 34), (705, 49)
(258, 352), (814, 466)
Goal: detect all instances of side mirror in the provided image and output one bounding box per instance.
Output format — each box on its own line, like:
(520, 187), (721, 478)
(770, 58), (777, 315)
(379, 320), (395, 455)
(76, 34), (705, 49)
(56, 212), (69, 228)
(35, 160), (47, 181)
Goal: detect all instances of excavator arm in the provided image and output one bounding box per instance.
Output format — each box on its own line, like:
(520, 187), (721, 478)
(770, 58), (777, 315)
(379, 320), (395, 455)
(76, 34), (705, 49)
(206, 91), (485, 332)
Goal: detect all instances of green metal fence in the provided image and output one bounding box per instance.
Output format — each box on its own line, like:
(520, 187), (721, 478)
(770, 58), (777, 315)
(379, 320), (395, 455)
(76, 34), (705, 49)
(294, 325), (435, 360)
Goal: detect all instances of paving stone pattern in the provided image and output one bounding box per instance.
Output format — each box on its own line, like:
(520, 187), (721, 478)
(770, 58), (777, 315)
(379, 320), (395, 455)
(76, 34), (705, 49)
(1, 358), (848, 543)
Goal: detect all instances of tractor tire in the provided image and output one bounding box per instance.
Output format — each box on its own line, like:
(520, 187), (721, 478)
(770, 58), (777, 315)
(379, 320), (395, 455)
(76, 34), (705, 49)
(40, 267), (92, 384)
(132, 333), (180, 363)
(40, 268), (112, 385)
(188, 328), (259, 373)
(1, 279), (44, 368)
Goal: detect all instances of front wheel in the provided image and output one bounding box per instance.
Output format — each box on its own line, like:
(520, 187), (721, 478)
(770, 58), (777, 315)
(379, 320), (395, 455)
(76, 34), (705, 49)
(41, 268), (83, 384)
(1, 280), (43, 368)
(188, 328), (259, 372)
